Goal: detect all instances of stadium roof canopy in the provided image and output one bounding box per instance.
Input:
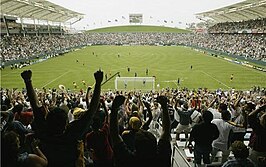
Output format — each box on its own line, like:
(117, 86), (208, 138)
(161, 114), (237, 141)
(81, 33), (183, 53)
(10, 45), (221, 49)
(0, 0), (84, 23)
(196, 0), (266, 23)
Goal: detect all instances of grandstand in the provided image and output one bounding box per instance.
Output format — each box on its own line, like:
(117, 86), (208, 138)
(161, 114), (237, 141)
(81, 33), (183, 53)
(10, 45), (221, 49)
(196, 0), (266, 23)
(0, 0), (84, 36)
(1, 0), (266, 167)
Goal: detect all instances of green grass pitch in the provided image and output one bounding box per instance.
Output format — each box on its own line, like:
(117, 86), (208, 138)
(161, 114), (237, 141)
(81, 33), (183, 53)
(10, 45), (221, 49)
(1, 45), (265, 91)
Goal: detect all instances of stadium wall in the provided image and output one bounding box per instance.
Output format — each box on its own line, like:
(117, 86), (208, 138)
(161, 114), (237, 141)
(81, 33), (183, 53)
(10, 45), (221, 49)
(186, 45), (266, 72)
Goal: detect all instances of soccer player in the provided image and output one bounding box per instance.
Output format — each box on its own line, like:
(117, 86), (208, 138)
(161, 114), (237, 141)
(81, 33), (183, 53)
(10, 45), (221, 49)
(124, 80), (127, 89)
(73, 81), (77, 89)
(230, 74), (234, 82)
(82, 80), (86, 86)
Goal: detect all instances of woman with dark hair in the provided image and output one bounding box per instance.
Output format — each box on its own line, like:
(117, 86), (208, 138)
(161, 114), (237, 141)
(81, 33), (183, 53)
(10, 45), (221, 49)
(222, 141), (255, 167)
(1, 131), (48, 167)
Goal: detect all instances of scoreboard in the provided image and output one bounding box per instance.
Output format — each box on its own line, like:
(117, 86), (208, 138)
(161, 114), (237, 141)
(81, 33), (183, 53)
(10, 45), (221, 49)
(129, 14), (143, 23)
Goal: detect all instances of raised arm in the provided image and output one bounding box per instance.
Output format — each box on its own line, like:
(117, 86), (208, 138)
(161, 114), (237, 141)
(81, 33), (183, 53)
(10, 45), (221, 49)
(71, 70), (103, 138)
(21, 70), (40, 113)
(85, 86), (92, 109)
(84, 70), (103, 119)
(227, 109), (248, 128)
(142, 101), (153, 130)
(207, 96), (217, 108)
(101, 96), (109, 123)
(110, 95), (125, 146)
(137, 93), (144, 116)
(157, 96), (171, 142)
(248, 104), (266, 117)
(234, 92), (243, 108)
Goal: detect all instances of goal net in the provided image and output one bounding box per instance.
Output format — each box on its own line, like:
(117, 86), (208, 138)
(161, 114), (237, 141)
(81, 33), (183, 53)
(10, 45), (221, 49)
(115, 77), (155, 91)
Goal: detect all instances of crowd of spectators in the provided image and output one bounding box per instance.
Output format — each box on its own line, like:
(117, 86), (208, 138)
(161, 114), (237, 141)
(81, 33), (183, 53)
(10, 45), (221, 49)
(208, 18), (266, 34)
(181, 33), (265, 62)
(0, 34), (89, 62)
(1, 31), (265, 65)
(1, 68), (266, 166)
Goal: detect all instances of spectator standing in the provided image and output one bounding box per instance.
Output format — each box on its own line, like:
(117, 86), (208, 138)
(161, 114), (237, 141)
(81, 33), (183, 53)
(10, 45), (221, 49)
(189, 110), (219, 167)
(85, 98), (113, 167)
(211, 109), (247, 164)
(174, 101), (194, 142)
(248, 104), (266, 167)
(21, 70), (103, 167)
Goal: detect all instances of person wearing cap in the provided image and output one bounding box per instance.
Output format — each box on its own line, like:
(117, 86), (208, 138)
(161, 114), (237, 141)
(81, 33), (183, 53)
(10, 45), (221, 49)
(121, 99), (153, 152)
(72, 107), (86, 120)
(110, 95), (171, 167)
(21, 69), (103, 167)
(121, 116), (142, 151)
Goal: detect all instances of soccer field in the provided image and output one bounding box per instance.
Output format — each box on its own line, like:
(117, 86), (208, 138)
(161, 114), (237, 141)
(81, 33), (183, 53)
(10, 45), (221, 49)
(1, 45), (265, 91)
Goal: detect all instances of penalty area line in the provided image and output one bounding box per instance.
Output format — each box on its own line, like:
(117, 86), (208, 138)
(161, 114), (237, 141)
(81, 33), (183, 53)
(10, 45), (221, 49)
(200, 71), (231, 89)
(42, 71), (70, 88)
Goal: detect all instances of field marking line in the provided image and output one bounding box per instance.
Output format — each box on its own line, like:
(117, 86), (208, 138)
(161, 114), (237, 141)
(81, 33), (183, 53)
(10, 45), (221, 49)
(42, 71), (71, 88)
(200, 70), (231, 89)
(2, 71), (19, 77)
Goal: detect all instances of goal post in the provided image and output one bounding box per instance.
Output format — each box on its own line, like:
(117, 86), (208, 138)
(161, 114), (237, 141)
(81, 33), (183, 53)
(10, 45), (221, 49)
(115, 77), (155, 91)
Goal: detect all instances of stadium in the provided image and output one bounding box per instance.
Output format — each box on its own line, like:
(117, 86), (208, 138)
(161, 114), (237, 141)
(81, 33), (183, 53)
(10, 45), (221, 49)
(1, 0), (266, 167)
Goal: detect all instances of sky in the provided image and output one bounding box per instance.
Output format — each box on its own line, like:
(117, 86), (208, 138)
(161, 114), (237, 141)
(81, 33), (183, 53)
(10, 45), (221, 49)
(49, 0), (244, 30)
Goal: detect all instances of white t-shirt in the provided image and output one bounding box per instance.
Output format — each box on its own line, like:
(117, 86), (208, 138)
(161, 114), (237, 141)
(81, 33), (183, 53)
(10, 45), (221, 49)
(208, 108), (221, 119)
(211, 119), (236, 151)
